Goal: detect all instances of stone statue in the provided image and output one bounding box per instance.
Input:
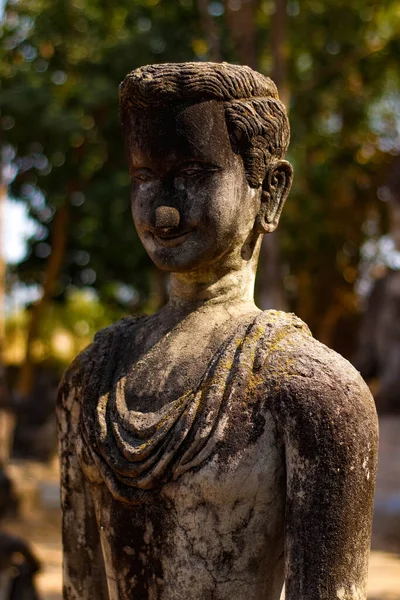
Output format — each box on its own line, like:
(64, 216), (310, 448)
(57, 63), (378, 600)
(356, 189), (400, 413)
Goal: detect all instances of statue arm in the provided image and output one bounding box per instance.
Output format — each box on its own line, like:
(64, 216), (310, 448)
(57, 350), (108, 600)
(271, 336), (378, 600)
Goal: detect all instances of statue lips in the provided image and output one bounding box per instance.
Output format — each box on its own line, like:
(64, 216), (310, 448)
(150, 226), (193, 248)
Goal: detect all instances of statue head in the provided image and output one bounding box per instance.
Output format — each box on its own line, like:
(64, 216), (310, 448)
(119, 62), (293, 274)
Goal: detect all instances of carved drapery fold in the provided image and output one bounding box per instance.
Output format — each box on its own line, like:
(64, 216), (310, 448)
(77, 311), (310, 504)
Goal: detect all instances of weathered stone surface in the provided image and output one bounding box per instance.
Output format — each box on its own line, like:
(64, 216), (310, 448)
(57, 62), (378, 600)
(356, 269), (400, 413)
(356, 189), (400, 414)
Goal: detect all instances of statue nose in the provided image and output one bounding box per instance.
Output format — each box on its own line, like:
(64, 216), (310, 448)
(155, 206), (180, 229)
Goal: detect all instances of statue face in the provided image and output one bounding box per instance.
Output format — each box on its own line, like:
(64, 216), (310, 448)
(126, 101), (262, 273)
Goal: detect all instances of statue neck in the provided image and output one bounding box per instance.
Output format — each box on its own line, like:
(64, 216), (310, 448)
(168, 238), (261, 311)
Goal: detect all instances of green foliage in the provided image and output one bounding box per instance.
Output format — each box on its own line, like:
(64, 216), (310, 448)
(6, 288), (124, 369)
(280, 0), (400, 342)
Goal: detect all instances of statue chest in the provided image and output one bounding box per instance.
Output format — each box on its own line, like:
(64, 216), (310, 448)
(89, 407), (285, 600)
(74, 311), (297, 599)
(79, 313), (280, 501)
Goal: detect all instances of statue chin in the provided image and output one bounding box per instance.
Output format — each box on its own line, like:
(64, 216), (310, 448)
(140, 230), (225, 274)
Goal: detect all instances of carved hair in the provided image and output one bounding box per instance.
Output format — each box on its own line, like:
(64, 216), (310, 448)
(119, 62), (290, 188)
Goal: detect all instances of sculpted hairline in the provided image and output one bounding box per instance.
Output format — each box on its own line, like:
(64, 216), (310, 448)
(118, 62), (290, 188)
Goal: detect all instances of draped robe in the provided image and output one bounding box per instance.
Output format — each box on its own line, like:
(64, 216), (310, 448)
(57, 310), (378, 600)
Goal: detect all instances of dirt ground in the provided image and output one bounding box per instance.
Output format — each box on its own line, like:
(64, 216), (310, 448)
(1, 416), (400, 599)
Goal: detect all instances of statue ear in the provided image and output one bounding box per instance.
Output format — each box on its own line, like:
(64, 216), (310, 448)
(255, 160), (293, 234)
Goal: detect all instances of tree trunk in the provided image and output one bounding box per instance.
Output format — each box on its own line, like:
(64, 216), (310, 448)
(224, 0), (257, 68)
(0, 181), (6, 359)
(0, 178), (10, 461)
(257, 0), (288, 310)
(197, 0), (222, 61)
(224, 0), (288, 310)
(16, 203), (69, 398)
(271, 0), (290, 108)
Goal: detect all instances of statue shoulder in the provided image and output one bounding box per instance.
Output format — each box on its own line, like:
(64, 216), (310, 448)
(92, 314), (145, 349)
(57, 314), (144, 411)
(261, 313), (377, 438)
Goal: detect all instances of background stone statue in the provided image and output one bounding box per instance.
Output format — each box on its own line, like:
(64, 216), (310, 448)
(57, 62), (378, 600)
(356, 268), (400, 413)
(356, 166), (400, 413)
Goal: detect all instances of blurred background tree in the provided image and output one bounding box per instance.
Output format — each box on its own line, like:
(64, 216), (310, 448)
(1, 0), (400, 401)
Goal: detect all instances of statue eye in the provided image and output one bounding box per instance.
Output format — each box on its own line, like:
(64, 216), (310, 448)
(133, 170), (153, 183)
(180, 164), (219, 177)
(181, 167), (203, 177)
